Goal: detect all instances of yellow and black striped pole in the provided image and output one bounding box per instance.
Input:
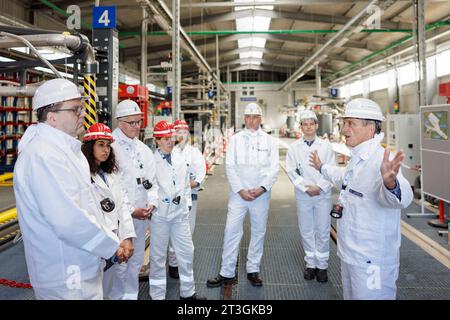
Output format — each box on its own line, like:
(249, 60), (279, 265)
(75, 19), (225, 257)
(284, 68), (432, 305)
(83, 74), (97, 130)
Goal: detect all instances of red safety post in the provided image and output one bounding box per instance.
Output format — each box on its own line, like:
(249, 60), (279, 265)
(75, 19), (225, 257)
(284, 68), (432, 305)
(428, 200), (449, 228)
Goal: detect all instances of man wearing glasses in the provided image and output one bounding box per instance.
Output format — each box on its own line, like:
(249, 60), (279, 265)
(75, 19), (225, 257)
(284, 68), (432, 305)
(110, 99), (159, 300)
(14, 78), (123, 299)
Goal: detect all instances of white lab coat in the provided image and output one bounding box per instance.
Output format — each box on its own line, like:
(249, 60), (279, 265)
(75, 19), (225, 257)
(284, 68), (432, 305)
(226, 128), (279, 193)
(168, 143), (206, 267)
(149, 149), (195, 300)
(110, 128), (158, 300)
(14, 123), (119, 299)
(90, 172), (136, 241)
(174, 143), (205, 229)
(91, 171), (136, 300)
(320, 133), (413, 299)
(219, 128), (279, 278)
(286, 137), (335, 269)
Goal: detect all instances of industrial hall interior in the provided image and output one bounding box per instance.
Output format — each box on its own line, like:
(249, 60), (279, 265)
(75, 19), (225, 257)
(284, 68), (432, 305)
(0, 0), (448, 301)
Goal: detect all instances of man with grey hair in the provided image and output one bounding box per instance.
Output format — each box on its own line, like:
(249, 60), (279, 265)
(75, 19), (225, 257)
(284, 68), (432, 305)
(14, 78), (124, 299)
(310, 98), (413, 300)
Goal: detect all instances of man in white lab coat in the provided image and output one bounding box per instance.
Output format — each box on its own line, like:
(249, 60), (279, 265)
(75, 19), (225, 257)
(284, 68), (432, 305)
(207, 103), (279, 287)
(286, 110), (335, 283)
(167, 119), (206, 279)
(111, 99), (159, 300)
(149, 121), (205, 300)
(310, 98), (413, 300)
(14, 79), (124, 300)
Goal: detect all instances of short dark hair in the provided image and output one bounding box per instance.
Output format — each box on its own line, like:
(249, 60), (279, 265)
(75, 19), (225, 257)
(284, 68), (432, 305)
(81, 140), (118, 174)
(36, 103), (62, 122)
(362, 119), (382, 134)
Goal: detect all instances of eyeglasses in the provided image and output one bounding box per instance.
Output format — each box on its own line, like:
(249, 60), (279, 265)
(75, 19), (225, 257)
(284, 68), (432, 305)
(53, 106), (84, 116)
(120, 120), (142, 127)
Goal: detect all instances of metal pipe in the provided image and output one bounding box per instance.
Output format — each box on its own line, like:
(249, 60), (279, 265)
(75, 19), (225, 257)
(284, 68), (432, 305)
(216, 34), (220, 128)
(416, 0), (427, 106)
(119, 29), (412, 37)
(172, 0), (181, 121)
(0, 32), (62, 77)
(0, 33), (82, 50)
(181, 0), (412, 7)
(0, 25), (62, 36)
(279, 0), (378, 91)
(0, 86), (37, 96)
(141, 6), (148, 87)
(316, 65), (321, 96)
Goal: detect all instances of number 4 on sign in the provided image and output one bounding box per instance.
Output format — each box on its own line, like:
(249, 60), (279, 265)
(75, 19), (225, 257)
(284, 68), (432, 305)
(98, 10), (110, 26)
(93, 6), (116, 29)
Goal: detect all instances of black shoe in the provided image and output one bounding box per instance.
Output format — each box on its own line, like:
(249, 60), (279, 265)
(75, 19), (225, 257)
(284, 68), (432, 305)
(180, 292), (207, 300)
(316, 268), (328, 283)
(168, 266), (179, 279)
(206, 274), (235, 288)
(304, 267), (316, 280)
(247, 272), (263, 287)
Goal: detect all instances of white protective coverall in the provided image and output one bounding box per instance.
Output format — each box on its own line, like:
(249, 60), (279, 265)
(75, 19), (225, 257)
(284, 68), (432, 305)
(90, 171), (136, 299)
(320, 133), (413, 299)
(111, 128), (158, 300)
(286, 137), (335, 270)
(168, 143), (206, 267)
(220, 128), (279, 278)
(149, 149), (194, 300)
(14, 123), (120, 300)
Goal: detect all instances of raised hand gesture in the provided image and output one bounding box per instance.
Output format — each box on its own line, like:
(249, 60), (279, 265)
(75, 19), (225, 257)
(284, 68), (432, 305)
(381, 148), (404, 189)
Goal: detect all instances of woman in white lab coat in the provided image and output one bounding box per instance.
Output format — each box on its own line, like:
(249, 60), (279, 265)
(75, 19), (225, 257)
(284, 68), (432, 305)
(167, 119), (207, 279)
(148, 120), (205, 300)
(82, 123), (136, 299)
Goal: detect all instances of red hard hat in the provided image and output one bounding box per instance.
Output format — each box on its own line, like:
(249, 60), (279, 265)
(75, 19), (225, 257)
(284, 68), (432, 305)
(174, 119), (189, 130)
(83, 123), (114, 142)
(153, 120), (173, 138)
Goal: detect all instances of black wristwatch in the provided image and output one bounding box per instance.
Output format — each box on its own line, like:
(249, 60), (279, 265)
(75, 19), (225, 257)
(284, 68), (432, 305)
(260, 186), (267, 193)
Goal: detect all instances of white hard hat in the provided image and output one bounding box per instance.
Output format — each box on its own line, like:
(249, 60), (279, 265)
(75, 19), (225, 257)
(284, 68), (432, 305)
(299, 110), (318, 123)
(115, 99), (142, 118)
(343, 98), (384, 121)
(33, 78), (87, 111)
(244, 102), (262, 116)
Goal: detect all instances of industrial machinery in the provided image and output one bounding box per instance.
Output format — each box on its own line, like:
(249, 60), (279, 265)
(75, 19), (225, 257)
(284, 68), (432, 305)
(386, 114), (421, 186)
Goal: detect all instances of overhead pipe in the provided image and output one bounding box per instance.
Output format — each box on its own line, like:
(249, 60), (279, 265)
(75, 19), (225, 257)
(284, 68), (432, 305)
(119, 28), (413, 37)
(141, 6), (148, 87)
(279, 0), (378, 91)
(0, 33), (83, 50)
(0, 31), (98, 76)
(0, 32), (62, 77)
(0, 85), (38, 97)
(180, 0), (411, 8)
